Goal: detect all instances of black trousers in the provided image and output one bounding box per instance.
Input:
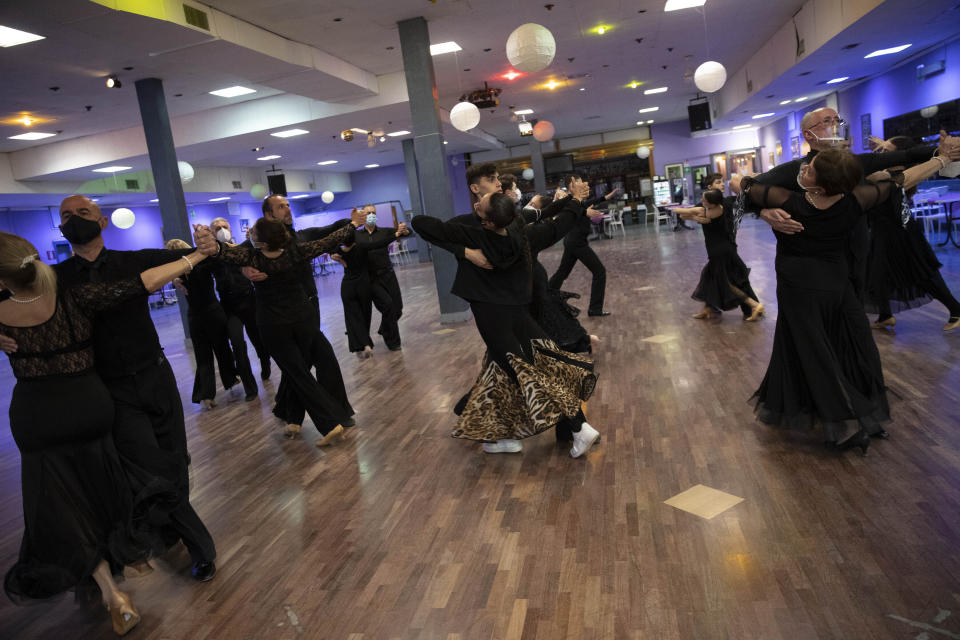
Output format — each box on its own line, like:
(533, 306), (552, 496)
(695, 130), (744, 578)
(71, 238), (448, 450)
(188, 306), (238, 403)
(224, 299), (270, 373)
(225, 313), (258, 396)
(548, 244), (606, 314)
(106, 357), (216, 563)
(262, 320), (353, 434)
(371, 268), (403, 349)
(341, 276), (374, 352)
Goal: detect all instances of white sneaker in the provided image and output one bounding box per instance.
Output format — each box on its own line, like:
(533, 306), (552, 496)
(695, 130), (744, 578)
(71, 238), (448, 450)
(570, 422), (600, 458)
(482, 439), (523, 454)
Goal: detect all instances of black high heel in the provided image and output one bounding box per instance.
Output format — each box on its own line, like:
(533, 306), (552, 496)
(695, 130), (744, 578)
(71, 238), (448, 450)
(838, 429), (870, 456)
(871, 429), (890, 440)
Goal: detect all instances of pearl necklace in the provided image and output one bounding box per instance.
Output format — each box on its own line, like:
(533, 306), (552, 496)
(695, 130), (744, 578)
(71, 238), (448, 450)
(10, 293), (43, 304)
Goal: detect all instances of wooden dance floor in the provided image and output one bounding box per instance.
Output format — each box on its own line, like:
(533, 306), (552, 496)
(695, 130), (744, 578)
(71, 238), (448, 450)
(2, 220), (959, 639)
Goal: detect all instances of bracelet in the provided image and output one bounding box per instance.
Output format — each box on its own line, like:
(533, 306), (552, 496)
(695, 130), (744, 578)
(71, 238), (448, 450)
(180, 254), (194, 272)
(934, 155), (948, 169)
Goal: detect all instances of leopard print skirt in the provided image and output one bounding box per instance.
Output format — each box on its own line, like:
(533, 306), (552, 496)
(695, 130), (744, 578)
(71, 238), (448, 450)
(452, 338), (597, 442)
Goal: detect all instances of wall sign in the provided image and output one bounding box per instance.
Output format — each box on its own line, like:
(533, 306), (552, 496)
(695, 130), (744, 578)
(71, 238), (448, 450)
(861, 113), (872, 150)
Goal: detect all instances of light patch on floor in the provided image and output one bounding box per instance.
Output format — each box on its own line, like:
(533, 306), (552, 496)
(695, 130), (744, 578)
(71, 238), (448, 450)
(432, 328), (456, 335)
(641, 334), (675, 344)
(634, 286), (655, 291)
(664, 484), (744, 519)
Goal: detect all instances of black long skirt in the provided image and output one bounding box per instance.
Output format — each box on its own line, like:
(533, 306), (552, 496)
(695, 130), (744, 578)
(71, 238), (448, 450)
(691, 249), (758, 312)
(5, 373), (148, 602)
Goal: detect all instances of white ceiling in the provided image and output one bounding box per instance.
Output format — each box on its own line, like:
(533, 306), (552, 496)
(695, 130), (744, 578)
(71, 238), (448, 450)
(1, 0), (958, 188)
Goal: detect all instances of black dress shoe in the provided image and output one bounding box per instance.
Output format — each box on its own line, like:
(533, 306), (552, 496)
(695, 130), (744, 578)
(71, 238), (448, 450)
(588, 310), (611, 317)
(342, 415), (357, 428)
(260, 364), (271, 381)
(191, 560), (216, 582)
(838, 429), (870, 457)
(244, 392), (258, 402)
(387, 345), (402, 351)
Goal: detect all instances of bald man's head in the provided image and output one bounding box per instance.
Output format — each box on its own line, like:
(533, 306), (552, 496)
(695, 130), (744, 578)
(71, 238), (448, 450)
(59, 195), (103, 222)
(801, 107), (844, 151)
(58, 194), (108, 246)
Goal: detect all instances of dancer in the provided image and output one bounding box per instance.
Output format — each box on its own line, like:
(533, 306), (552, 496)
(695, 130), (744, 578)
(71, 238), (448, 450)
(166, 238), (256, 406)
(863, 136), (960, 332)
(0, 230), (212, 635)
(675, 174), (763, 321)
(353, 204), (411, 351)
(412, 191), (600, 458)
(733, 147), (951, 455)
(331, 209), (411, 358)
(548, 176), (617, 316)
(209, 217), (272, 380)
(205, 217), (356, 446)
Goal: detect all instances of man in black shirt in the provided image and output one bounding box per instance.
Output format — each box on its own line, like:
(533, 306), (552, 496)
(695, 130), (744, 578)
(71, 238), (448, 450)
(548, 175), (614, 316)
(7, 195), (220, 581)
(353, 204), (412, 351)
(208, 217), (271, 380)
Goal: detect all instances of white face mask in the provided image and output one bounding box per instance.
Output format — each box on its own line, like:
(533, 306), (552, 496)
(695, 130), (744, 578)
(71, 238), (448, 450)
(365, 213), (377, 226)
(215, 228), (231, 242)
(796, 163), (811, 191)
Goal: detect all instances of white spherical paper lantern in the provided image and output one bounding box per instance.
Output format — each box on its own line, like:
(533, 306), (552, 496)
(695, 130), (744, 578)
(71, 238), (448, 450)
(112, 207), (135, 229)
(450, 101), (481, 132)
(506, 23), (556, 74)
(177, 161), (195, 184)
(920, 105), (939, 119)
(694, 61), (727, 93)
(250, 183), (268, 200)
(522, 168), (534, 181)
(636, 146), (650, 160)
(532, 120), (555, 142)
(321, 190), (335, 204)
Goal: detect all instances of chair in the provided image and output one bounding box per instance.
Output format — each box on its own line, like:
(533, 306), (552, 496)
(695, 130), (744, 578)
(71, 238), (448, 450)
(604, 206), (626, 237)
(912, 202), (946, 241)
(396, 238), (412, 264)
(649, 205), (670, 231)
(388, 241), (402, 266)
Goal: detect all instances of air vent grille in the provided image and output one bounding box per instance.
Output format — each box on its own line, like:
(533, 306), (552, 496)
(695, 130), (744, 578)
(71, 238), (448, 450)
(232, 181), (242, 189)
(183, 4), (210, 31)
(125, 179), (139, 190)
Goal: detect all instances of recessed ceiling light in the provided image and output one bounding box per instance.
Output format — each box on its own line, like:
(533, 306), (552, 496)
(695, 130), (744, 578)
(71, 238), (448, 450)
(664, 0), (706, 11)
(149, 198), (159, 202)
(257, 154), (281, 161)
(365, 164), (380, 168)
(752, 112), (775, 119)
(270, 128), (309, 137)
(779, 99), (792, 105)
(594, 25), (612, 35)
(386, 130), (411, 137)
(0, 25), (45, 47)
(579, 87), (586, 91)
(105, 75), (121, 89)
(864, 44), (911, 58)
(638, 107), (659, 113)
(430, 41), (461, 55)
(544, 80), (561, 90)
(502, 70), (523, 81)
(514, 109), (534, 115)
(209, 86), (256, 98)
(8, 131), (56, 140)
(443, 141), (448, 145)
(647, 120), (655, 124)
(317, 160), (338, 165)
(209, 196), (231, 202)
(92, 166), (132, 173)
(644, 86), (668, 95)
(795, 96), (809, 101)
(733, 124), (752, 130)
(826, 76), (848, 84)
(290, 194), (311, 199)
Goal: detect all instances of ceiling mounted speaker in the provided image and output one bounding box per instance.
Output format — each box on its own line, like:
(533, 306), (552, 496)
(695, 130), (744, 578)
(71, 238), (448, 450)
(506, 23), (556, 73)
(694, 61), (727, 93)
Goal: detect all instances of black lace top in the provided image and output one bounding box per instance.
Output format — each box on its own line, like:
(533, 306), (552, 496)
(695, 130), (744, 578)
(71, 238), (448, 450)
(2, 278), (147, 381)
(218, 223), (354, 325)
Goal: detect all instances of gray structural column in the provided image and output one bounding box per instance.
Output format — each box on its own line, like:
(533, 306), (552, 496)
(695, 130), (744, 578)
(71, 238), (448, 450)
(398, 16), (470, 322)
(530, 141), (547, 193)
(135, 77), (192, 337)
(401, 137), (430, 264)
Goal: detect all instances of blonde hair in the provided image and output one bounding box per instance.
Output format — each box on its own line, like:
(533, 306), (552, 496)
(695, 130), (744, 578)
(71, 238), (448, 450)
(165, 238), (192, 250)
(0, 231), (57, 298)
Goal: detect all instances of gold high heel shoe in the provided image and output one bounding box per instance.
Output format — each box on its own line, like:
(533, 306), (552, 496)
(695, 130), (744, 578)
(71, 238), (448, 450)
(942, 316), (959, 332)
(315, 425), (344, 447)
(107, 592), (141, 636)
(872, 316), (896, 330)
(692, 307), (714, 320)
(283, 423), (301, 439)
(746, 303), (765, 322)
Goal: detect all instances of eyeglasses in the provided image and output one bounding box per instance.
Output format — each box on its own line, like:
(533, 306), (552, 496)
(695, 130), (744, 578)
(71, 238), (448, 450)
(807, 117), (846, 131)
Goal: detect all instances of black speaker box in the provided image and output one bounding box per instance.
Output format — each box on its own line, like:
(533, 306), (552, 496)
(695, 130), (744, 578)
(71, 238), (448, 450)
(267, 173), (287, 196)
(688, 102), (712, 132)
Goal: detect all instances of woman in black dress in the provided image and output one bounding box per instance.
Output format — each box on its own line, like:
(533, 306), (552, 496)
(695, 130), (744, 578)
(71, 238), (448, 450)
(734, 148), (951, 455)
(0, 230), (211, 636)
(211, 218), (355, 446)
(412, 192), (600, 458)
(675, 177), (764, 321)
(166, 238), (255, 407)
(863, 136), (960, 332)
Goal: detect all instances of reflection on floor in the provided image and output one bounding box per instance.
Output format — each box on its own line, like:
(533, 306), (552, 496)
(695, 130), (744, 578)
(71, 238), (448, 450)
(1, 219), (959, 639)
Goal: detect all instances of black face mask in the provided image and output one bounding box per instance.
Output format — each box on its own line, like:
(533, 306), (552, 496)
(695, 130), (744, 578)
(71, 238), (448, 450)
(60, 215), (103, 245)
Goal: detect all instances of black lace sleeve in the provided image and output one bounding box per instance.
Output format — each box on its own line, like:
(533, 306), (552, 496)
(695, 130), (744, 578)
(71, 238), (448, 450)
(67, 277), (148, 314)
(298, 224), (355, 260)
(853, 180), (897, 212)
(742, 178), (792, 209)
(217, 242), (257, 267)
